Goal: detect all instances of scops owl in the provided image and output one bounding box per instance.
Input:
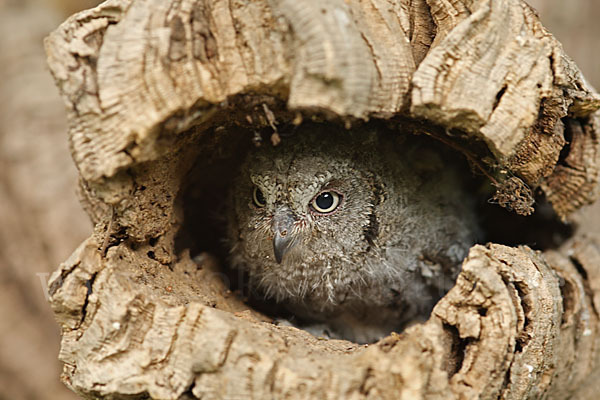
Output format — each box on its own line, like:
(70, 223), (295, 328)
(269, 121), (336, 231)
(227, 124), (480, 343)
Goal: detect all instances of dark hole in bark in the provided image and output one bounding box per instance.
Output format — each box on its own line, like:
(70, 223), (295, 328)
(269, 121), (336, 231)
(172, 115), (574, 343)
(175, 119), (486, 327)
(442, 323), (469, 377)
(479, 194), (574, 250)
(175, 125), (253, 295)
(492, 85), (508, 112)
(557, 117), (575, 166)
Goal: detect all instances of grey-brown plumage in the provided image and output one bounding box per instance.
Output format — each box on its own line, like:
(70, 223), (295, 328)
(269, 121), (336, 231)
(227, 124), (480, 343)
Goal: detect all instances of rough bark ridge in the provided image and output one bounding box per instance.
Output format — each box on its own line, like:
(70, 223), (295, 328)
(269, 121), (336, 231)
(44, 0), (600, 399)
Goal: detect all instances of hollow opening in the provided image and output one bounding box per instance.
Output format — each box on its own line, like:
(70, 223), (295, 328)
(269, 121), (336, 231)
(478, 194), (574, 250)
(441, 323), (470, 377)
(174, 117), (576, 343)
(174, 124), (256, 306)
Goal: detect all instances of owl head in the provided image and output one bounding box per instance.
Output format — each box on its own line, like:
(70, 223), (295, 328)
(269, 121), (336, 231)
(227, 126), (388, 300)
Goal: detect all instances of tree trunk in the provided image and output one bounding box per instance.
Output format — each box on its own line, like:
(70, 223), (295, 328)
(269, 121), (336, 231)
(44, 0), (600, 398)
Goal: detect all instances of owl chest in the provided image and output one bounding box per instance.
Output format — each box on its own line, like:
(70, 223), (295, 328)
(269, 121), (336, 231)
(251, 243), (396, 306)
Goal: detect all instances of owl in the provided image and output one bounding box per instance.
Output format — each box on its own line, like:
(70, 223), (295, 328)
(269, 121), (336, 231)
(227, 124), (480, 343)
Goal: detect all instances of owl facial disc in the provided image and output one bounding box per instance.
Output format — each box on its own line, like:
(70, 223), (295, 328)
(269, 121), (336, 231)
(271, 207), (297, 263)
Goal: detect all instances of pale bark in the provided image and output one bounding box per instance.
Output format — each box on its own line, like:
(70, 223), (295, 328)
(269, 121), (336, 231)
(44, 0), (600, 399)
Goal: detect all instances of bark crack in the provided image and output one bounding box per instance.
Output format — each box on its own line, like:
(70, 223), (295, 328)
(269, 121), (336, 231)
(217, 329), (238, 368)
(79, 271), (98, 328)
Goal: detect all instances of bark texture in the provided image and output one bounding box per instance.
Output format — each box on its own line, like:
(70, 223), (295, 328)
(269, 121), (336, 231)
(44, 0), (600, 399)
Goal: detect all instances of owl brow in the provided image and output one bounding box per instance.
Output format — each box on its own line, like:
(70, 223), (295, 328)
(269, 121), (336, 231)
(321, 179), (343, 192)
(250, 174), (270, 186)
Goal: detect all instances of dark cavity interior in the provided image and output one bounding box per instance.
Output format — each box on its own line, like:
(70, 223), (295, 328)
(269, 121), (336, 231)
(174, 120), (576, 337)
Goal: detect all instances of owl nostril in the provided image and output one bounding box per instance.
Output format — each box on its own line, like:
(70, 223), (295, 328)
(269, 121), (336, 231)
(271, 208), (296, 234)
(271, 208), (297, 263)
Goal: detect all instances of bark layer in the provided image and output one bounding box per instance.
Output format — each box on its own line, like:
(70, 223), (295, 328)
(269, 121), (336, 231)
(44, 0), (600, 398)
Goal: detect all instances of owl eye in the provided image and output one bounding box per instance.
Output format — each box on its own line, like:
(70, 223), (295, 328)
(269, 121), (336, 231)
(311, 191), (341, 214)
(252, 186), (266, 207)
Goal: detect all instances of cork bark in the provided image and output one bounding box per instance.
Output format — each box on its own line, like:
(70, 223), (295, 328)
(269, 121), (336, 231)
(44, 0), (600, 399)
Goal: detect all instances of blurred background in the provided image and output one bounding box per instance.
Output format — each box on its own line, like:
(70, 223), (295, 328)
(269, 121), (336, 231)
(0, 0), (597, 399)
(528, 0), (599, 89)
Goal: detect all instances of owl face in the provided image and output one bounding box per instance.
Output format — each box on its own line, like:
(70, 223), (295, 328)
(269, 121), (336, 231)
(229, 132), (381, 283)
(251, 174), (344, 263)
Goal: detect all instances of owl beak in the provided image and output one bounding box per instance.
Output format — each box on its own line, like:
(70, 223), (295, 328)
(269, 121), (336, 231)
(272, 210), (297, 264)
